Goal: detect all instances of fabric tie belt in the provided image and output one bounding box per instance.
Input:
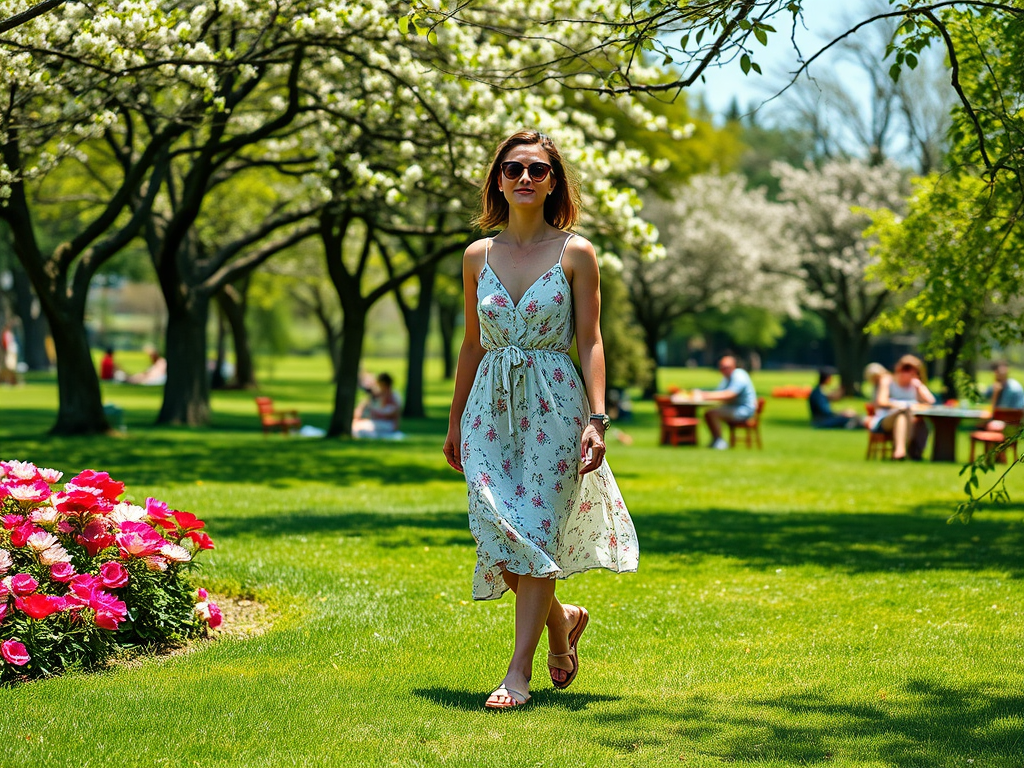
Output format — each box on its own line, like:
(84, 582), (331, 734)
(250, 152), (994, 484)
(485, 344), (568, 432)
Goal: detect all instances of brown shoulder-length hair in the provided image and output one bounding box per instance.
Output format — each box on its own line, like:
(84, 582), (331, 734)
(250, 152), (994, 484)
(475, 130), (581, 231)
(895, 354), (927, 381)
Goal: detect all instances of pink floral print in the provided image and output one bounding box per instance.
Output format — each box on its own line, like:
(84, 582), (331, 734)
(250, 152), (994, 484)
(460, 234), (639, 600)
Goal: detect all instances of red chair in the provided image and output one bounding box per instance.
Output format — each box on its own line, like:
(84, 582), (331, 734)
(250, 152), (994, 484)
(255, 397), (301, 435)
(864, 403), (893, 460)
(653, 395), (699, 446)
(970, 408), (1023, 463)
(728, 397), (765, 449)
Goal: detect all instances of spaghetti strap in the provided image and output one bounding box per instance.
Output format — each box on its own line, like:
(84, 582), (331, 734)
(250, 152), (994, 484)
(484, 238), (492, 265)
(557, 232), (575, 269)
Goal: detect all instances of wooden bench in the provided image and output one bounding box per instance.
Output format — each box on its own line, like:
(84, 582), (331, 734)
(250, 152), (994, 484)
(255, 397), (301, 435)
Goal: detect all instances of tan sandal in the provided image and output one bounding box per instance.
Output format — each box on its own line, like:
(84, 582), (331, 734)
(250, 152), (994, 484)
(548, 606), (588, 690)
(484, 685), (531, 709)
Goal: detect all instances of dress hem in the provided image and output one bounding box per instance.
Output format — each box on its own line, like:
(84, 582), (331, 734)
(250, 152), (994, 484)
(471, 561), (639, 601)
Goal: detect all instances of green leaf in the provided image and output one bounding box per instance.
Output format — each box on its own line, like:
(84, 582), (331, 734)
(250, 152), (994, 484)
(427, 29), (438, 45)
(888, 62), (901, 82)
(751, 61), (762, 75)
(754, 27), (768, 45)
(398, 16), (410, 34)
(740, 53), (751, 75)
(906, 53), (918, 69)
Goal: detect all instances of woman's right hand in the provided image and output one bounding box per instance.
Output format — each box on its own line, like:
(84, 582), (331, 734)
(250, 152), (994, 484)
(443, 425), (463, 473)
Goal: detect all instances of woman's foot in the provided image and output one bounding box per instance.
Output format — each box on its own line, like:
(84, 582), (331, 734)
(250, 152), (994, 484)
(485, 671), (531, 709)
(548, 604), (588, 688)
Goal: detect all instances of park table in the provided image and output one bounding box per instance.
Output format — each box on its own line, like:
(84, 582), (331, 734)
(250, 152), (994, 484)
(916, 405), (989, 463)
(667, 393), (717, 418)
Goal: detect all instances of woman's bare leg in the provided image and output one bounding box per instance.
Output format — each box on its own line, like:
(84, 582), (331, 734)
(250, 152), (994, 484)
(487, 574), (555, 703)
(501, 570), (580, 685)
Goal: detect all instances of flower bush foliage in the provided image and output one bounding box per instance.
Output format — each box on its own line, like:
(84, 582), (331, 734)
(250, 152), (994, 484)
(0, 460), (219, 682)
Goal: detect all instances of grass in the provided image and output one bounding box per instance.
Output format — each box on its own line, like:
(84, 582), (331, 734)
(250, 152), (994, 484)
(0, 358), (1022, 767)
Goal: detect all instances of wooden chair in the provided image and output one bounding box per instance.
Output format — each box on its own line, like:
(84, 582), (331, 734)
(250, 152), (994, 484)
(653, 395), (699, 446)
(969, 407), (1023, 463)
(728, 397), (765, 449)
(864, 403), (893, 460)
(255, 397), (301, 435)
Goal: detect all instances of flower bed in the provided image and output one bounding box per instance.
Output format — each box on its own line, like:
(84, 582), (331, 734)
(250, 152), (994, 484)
(0, 460), (219, 683)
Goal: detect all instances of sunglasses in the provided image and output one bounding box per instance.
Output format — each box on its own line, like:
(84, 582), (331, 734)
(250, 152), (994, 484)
(500, 161), (553, 183)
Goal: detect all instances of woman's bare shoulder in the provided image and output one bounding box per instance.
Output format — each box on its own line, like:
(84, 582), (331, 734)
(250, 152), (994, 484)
(463, 237), (491, 273)
(562, 233), (598, 276)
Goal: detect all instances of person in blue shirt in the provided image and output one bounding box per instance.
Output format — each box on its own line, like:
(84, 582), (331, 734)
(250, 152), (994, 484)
(697, 354), (757, 450)
(809, 368), (862, 429)
(986, 362), (1024, 410)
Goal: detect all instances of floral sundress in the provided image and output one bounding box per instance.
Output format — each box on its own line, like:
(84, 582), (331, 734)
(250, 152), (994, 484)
(460, 233), (639, 600)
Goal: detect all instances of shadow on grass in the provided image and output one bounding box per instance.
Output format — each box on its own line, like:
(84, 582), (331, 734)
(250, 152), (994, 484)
(206, 503), (1023, 578)
(635, 506), (1024, 576)
(594, 679), (1024, 766)
(412, 687), (621, 712)
(213, 510), (474, 550)
(1, 425), (454, 488)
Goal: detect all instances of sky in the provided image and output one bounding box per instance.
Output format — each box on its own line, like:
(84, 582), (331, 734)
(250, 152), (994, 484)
(690, 0), (882, 121)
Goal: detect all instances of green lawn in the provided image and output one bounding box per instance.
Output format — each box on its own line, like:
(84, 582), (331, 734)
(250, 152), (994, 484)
(0, 359), (1021, 767)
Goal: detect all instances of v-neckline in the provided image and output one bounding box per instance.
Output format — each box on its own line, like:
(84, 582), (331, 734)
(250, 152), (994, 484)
(483, 262), (562, 311)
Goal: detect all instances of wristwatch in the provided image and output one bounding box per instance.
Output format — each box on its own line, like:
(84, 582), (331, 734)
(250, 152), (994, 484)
(590, 413), (611, 429)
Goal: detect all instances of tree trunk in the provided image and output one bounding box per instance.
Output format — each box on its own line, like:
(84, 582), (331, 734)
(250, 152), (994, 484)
(211, 303), (228, 390)
(48, 301), (111, 434)
(327, 308), (366, 437)
(12, 266), (49, 370)
(399, 265), (436, 419)
(824, 316), (871, 397)
(158, 291), (211, 426)
(941, 329), (974, 399)
(216, 281), (256, 389)
(641, 323), (662, 399)
(437, 299), (457, 380)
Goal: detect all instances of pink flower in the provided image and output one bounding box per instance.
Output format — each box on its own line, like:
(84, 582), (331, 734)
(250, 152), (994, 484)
(91, 591), (127, 630)
(207, 602), (223, 629)
(54, 488), (112, 517)
(0, 604), (7, 623)
(99, 561), (129, 589)
(10, 573), (38, 595)
(1, 639), (30, 666)
(197, 588), (208, 601)
(3, 461), (39, 482)
(525, 299), (539, 314)
(2, 514), (24, 530)
(145, 497), (171, 521)
(5, 480), (53, 505)
(68, 573), (101, 602)
(115, 521), (166, 558)
(520, 417), (530, 430)
(67, 470), (125, 502)
(51, 562), (76, 582)
(37, 467), (63, 484)
(15, 594), (65, 620)
(76, 517), (115, 557)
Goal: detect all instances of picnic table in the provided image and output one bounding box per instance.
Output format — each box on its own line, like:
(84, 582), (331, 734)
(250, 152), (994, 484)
(916, 405), (989, 463)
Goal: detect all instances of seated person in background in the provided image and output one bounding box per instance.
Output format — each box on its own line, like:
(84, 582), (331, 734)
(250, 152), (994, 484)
(127, 349), (167, 385)
(352, 372), (403, 439)
(698, 354), (757, 450)
(99, 348), (126, 382)
(869, 355), (935, 460)
(809, 368), (861, 429)
(985, 361), (1024, 410)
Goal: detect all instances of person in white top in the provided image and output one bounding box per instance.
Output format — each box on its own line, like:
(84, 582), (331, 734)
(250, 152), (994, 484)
(871, 354), (935, 460)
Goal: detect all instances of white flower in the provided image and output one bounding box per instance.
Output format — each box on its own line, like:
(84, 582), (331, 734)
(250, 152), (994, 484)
(109, 502), (147, 525)
(39, 544), (71, 565)
(159, 543), (192, 563)
(0, 549), (12, 574)
(26, 531), (59, 552)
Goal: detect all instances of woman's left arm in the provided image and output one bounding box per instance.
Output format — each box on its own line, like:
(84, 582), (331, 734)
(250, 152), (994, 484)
(915, 379), (937, 405)
(567, 236), (607, 476)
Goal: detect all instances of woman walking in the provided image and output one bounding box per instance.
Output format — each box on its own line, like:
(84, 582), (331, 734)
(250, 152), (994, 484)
(443, 131), (638, 709)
